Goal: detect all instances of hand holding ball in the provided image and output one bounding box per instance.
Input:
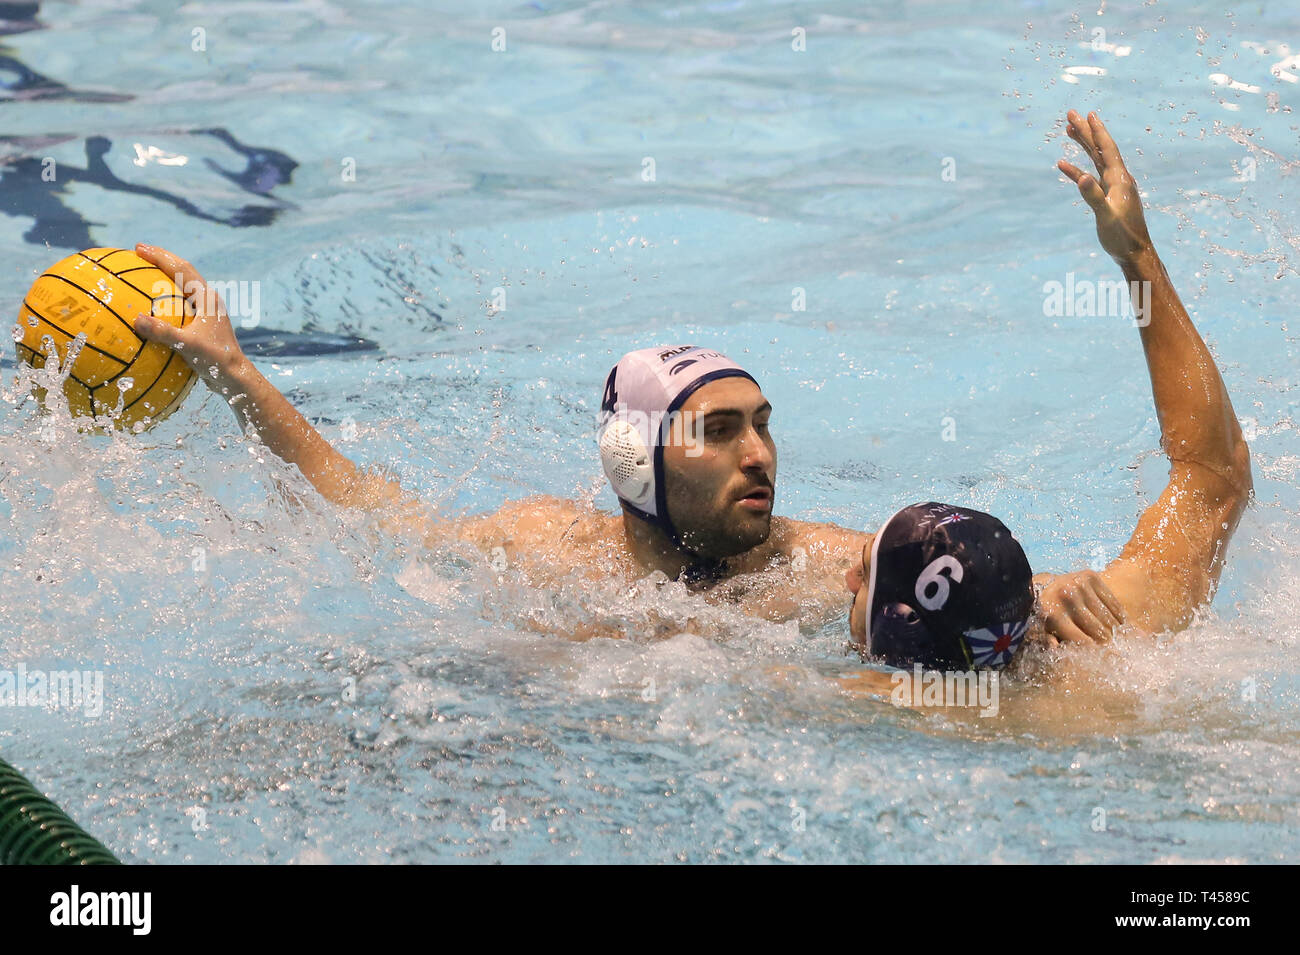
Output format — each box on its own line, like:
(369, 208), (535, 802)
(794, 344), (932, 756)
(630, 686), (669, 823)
(14, 246), (197, 431)
(13, 244), (249, 432)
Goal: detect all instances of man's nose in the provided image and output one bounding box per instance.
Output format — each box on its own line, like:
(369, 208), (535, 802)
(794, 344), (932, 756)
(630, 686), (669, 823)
(739, 428), (774, 470)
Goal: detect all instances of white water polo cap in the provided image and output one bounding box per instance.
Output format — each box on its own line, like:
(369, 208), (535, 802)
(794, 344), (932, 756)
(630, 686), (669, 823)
(598, 345), (758, 538)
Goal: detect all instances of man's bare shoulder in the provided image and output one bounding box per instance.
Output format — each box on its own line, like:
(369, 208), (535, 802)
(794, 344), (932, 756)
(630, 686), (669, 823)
(496, 494), (584, 525)
(712, 516), (870, 625)
(457, 494), (618, 554)
(772, 516), (870, 564)
(722, 516), (867, 586)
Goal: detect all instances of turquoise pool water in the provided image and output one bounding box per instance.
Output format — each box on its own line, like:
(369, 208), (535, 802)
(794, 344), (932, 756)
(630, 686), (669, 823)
(1, 1), (1297, 862)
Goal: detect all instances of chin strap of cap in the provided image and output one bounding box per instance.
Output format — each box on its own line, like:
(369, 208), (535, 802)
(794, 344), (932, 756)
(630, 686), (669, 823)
(620, 500), (719, 579)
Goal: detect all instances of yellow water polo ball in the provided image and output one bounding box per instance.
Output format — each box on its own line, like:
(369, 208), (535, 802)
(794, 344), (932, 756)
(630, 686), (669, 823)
(13, 247), (197, 431)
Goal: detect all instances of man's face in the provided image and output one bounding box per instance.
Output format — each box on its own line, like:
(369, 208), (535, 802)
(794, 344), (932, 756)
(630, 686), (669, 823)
(660, 377), (776, 559)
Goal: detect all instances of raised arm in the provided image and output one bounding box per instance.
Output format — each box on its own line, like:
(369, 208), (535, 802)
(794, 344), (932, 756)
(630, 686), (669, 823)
(1056, 110), (1253, 635)
(130, 244), (446, 538)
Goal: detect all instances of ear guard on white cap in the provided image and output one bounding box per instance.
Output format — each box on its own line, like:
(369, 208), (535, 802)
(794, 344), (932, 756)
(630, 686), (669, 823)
(598, 418), (654, 506)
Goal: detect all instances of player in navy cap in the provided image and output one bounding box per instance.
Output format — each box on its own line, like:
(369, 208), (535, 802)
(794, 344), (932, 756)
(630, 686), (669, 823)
(847, 503), (1035, 670)
(841, 109), (1253, 680)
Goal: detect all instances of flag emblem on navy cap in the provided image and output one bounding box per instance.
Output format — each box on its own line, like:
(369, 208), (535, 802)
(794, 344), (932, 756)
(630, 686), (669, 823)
(963, 619), (1029, 667)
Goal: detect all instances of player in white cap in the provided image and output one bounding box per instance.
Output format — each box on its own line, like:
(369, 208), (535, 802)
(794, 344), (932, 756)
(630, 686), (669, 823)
(128, 113), (1180, 645)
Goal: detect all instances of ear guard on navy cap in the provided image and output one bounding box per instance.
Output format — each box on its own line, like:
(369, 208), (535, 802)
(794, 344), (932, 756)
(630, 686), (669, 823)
(869, 602), (971, 670)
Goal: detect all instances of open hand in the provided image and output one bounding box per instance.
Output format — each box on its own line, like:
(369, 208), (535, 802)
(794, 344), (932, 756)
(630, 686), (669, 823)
(1057, 110), (1153, 263)
(1032, 569), (1126, 646)
(130, 243), (249, 392)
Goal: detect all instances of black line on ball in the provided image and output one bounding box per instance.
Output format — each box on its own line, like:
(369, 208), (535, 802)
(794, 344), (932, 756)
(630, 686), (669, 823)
(19, 300), (133, 368)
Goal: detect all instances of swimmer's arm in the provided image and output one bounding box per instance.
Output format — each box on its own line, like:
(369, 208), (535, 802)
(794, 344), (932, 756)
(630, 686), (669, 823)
(833, 668), (949, 710)
(1058, 111), (1253, 634)
(221, 358), (397, 505)
(128, 248), (581, 561)
(769, 664), (910, 702)
(834, 668), (902, 698)
(1097, 467), (1249, 634)
(206, 369), (577, 562)
(130, 244), (460, 533)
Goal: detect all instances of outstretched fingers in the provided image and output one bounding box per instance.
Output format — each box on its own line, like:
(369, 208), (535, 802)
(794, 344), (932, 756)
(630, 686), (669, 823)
(1058, 158), (1107, 211)
(132, 247), (203, 345)
(1066, 109), (1103, 172)
(1088, 112), (1127, 177)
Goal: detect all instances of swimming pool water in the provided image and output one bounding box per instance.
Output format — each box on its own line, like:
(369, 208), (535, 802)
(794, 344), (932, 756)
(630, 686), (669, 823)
(1, 1), (1297, 862)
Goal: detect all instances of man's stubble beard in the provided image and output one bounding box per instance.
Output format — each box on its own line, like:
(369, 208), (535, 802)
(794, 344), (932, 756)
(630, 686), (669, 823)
(674, 506), (773, 559)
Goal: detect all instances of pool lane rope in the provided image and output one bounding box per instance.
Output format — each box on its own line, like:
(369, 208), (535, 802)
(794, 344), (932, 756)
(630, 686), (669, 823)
(0, 756), (119, 865)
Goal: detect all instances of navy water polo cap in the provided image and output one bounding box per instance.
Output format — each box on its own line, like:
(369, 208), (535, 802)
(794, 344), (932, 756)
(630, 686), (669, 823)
(865, 502), (1034, 669)
(597, 345), (757, 549)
